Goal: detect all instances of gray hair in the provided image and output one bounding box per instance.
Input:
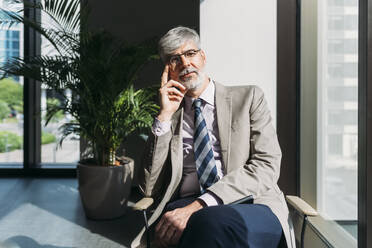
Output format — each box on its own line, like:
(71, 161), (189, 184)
(158, 26), (201, 62)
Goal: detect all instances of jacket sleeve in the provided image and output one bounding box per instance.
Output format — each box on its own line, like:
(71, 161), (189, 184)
(207, 86), (282, 204)
(138, 129), (173, 199)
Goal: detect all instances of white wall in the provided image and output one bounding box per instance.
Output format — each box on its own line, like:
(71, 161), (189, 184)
(200, 0), (277, 123)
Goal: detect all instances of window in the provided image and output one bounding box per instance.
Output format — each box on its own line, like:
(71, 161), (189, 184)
(39, 3), (79, 166)
(0, 0), (78, 172)
(0, 0), (23, 167)
(300, 0), (358, 245)
(328, 39), (358, 54)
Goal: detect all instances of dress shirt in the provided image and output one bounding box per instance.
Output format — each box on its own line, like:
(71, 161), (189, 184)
(152, 81), (225, 206)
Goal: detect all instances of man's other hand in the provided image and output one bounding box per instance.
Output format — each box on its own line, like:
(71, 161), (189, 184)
(154, 200), (204, 247)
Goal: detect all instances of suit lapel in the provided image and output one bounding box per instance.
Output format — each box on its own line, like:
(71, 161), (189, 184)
(170, 106), (183, 186)
(171, 107), (183, 136)
(215, 82), (232, 171)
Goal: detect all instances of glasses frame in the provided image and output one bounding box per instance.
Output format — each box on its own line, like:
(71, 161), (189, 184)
(167, 49), (201, 67)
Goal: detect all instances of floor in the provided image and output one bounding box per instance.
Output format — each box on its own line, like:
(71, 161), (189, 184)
(0, 178), (358, 248)
(0, 178), (144, 248)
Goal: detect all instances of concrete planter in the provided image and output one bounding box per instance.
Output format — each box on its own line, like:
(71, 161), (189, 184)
(77, 157), (134, 220)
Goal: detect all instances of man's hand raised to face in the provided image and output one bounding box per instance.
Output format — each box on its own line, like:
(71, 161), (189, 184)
(157, 65), (187, 122)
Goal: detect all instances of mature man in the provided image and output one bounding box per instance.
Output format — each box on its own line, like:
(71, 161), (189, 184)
(131, 26), (295, 248)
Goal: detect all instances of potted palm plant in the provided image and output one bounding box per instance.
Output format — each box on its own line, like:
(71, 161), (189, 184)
(0, 0), (159, 219)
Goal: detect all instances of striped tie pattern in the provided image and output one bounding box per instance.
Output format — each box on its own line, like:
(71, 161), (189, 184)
(193, 98), (219, 193)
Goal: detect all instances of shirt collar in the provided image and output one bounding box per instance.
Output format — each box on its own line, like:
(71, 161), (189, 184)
(199, 80), (215, 106)
(184, 80), (215, 110)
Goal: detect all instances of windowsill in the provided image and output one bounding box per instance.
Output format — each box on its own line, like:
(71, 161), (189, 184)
(40, 163), (77, 169)
(307, 215), (357, 248)
(337, 220), (357, 239)
(0, 163), (76, 169)
(0, 163), (23, 168)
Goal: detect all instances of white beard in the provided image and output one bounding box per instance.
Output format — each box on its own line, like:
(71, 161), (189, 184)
(178, 69), (204, 90)
(181, 75), (203, 90)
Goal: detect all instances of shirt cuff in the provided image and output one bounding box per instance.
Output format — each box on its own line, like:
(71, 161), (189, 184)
(198, 192), (221, 207)
(152, 117), (171, 136)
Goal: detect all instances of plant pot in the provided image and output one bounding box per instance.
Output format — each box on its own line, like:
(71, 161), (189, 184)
(77, 157), (134, 220)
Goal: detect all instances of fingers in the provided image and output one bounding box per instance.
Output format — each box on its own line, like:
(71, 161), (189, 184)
(155, 212), (179, 246)
(167, 87), (184, 98)
(164, 227), (177, 245)
(158, 81), (185, 103)
(165, 80), (187, 93)
(157, 216), (172, 240)
(155, 210), (187, 247)
(170, 229), (183, 245)
(155, 216), (166, 234)
(168, 96), (183, 103)
(161, 65), (169, 87)
(154, 238), (167, 248)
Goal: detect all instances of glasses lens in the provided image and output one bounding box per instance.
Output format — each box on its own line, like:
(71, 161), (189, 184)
(169, 56), (179, 66)
(185, 50), (197, 58)
(169, 49), (199, 66)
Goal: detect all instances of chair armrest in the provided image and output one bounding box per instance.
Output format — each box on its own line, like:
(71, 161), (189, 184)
(286, 195), (318, 216)
(133, 197), (154, 211)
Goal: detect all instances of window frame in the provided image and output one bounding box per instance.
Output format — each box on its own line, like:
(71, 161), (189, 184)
(357, 0), (372, 246)
(277, 0), (300, 196)
(278, 0), (372, 247)
(0, 0), (75, 177)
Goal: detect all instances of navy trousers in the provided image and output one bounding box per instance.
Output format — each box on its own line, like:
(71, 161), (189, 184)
(162, 197), (285, 248)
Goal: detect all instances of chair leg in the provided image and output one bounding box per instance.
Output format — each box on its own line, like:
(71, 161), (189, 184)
(300, 215), (308, 248)
(143, 210), (150, 248)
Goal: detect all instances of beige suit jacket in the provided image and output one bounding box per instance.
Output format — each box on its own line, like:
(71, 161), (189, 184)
(131, 82), (296, 248)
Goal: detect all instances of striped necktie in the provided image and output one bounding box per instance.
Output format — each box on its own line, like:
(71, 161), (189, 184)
(193, 98), (219, 193)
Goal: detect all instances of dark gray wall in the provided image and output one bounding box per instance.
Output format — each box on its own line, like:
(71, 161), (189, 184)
(86, 0), (199, 184)
(87, 0), (199, 43)
(86, 0), (199, 87)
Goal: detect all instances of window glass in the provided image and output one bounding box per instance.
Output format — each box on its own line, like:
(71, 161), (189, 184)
(328, 39), (358, 54)
(318, 0), (358, 239)
(40, 0), (80, 165)
(0, 0), (23, 167)
(12, 40), (18, 48)
(0, 30), (5, 39)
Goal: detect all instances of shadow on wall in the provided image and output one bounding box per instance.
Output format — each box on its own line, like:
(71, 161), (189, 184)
(118, 133), (148, 186)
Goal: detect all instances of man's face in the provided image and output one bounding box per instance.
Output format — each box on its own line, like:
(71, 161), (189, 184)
(168, 40), (206, 90)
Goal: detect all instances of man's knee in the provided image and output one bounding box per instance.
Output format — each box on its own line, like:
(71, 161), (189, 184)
(186, 206), (229, 234)
(184, 205), (247, 240)
(179, 206), (247, 248)
(180, 204), (283, 248)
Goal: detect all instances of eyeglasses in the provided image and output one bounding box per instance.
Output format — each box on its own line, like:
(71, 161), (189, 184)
(168, 49), (201, 67)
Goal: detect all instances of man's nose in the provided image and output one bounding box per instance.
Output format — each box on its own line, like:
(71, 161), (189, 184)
(180, 55), (191, 67)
